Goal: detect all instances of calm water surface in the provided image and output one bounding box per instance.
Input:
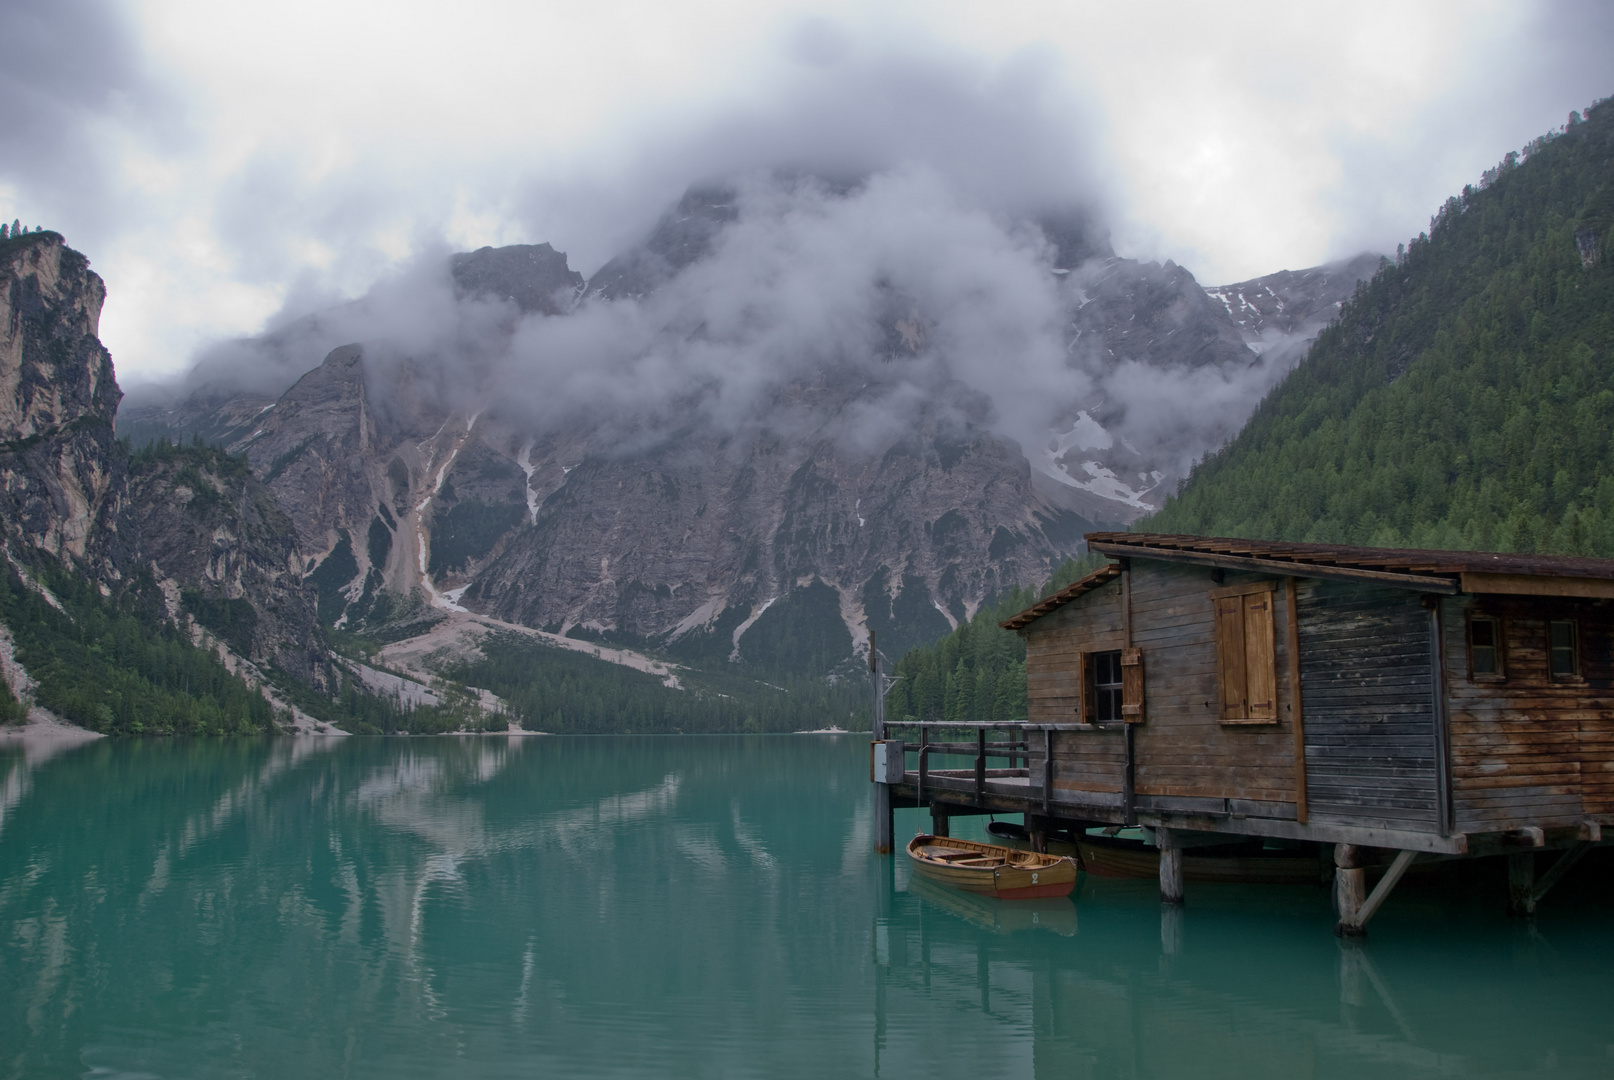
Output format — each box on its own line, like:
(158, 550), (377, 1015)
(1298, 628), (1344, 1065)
(1, 735), (1611, 1078)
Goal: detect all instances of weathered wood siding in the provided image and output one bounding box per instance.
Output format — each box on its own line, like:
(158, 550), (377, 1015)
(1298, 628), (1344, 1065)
(1441, 595), (1614, 832)
(1297, 580), (1438, 831)
(1025, 579), (1124, 799)
(1026, 563), (1298, 817)
(1129, 563), (1297, 814)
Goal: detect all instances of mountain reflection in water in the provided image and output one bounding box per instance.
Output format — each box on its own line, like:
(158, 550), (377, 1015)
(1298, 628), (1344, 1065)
(0, 735), (1610, 1079)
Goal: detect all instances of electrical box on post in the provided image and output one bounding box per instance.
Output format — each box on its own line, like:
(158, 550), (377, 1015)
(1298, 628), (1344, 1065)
(870, 740), (905, 784)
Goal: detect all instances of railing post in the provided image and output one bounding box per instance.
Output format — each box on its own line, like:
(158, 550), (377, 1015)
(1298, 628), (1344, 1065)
(1042, 727), (1053, 814)
(871, 633), (892, 855)
(975, 727), (986, 804)
(917, 724), (928, 803)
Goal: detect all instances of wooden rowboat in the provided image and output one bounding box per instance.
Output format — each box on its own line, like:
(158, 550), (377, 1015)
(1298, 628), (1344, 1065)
(906, 874), (1077, 935)
(906, 834), (1078, 899)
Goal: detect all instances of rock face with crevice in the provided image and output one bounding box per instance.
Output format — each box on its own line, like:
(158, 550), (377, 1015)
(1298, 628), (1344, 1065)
(124, 449), (324, 683)
(0, 232), (124, 573)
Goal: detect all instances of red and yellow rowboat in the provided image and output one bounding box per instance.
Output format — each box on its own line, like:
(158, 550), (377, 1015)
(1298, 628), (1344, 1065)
(906, 834), (1077, 900)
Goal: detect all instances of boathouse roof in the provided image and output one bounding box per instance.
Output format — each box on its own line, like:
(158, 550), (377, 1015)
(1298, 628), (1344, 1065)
(1000, 532), (1614, 630)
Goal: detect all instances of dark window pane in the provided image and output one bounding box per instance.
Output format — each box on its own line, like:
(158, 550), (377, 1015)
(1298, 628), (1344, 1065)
(1550, 621), (1577, 677)
(1092, 650), (1123, 722)
(1470, 618), (1498, 675)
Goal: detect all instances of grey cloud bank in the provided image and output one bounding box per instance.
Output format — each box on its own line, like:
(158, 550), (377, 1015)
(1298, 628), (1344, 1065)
(136, 47), (1294, 513)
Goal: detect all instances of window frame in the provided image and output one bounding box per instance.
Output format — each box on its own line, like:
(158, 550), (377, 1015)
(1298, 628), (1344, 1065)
(1090, 649), (1124, 723)
(1548, 618), (1581, 681)
(1465, 613), (1506, 682)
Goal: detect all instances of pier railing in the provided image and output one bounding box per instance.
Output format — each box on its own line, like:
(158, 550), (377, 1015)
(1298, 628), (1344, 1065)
(880, 720), (1091, 811)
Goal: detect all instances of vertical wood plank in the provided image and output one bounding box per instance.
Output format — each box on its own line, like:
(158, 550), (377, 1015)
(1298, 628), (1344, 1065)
(1215, 594), (1247, 720)
(1428, 598), (1454, 836)
(1286, 577), (1308, 824)
(1244, 591), (1277, 720)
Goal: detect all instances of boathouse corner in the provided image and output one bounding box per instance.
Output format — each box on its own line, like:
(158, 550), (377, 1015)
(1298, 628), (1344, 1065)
(870, 532), (1614, 936)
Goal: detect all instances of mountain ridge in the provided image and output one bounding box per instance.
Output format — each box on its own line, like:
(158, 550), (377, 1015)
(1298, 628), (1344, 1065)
(118, 180), (1377, 679)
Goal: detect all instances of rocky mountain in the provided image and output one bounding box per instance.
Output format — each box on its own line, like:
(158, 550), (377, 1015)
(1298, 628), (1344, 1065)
(0, 230), (124, 576)
(119, 177), (1380, 673)
(123, 442), (323, 683)
(0, 230), (332, 734)
(1204, 252), (1386, 365)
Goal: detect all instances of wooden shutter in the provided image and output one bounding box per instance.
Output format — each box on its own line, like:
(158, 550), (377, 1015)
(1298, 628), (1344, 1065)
(1241, 592), (1277, 720)
(1121, 647), (1145, 722)
(1213, 581), (1279, 722)
(1214, 594), (1247, 721)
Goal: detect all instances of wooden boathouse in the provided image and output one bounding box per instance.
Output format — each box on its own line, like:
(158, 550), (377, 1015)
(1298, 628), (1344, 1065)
(870, 533), (1614, 934)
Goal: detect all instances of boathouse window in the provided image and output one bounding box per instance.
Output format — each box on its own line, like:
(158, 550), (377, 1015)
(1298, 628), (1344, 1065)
(1467, 615), (1503, 679)
(1549, 619), (1580, 679)
(1088, 650), (1123, 722)
(1080, 648), (1146, 723)
(1211, 581), (1278, 722)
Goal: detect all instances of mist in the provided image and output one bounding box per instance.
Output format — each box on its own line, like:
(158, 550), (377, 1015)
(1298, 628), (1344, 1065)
(132, 42), (1365, 504)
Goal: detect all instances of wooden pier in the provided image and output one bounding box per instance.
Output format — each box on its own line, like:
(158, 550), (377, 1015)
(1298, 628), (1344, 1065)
(872, 533), (1614, 935)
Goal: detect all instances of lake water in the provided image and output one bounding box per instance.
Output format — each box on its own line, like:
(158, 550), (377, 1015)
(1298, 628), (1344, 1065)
(1, 735), (1611, 1079)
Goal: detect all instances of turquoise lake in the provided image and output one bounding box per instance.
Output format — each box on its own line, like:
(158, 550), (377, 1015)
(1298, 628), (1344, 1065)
(2, 734), (1612, 1078)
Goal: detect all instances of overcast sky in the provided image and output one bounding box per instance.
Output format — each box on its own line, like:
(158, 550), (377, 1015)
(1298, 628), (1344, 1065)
(2, 0), (1610, 385)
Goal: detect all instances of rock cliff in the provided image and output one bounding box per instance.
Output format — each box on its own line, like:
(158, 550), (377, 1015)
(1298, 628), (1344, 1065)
(0, 231), (123, 573)
(0, 232), (331, 697)
(123, 444), (324, 683)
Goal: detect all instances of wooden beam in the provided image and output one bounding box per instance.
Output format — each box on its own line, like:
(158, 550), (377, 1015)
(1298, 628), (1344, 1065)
(1285, 577), (1308, 825)
(1338, 848), (1418, 935)
(1086, 541), (1461, 593)
(1122, 723), (1137, 827)
(1041, 728), (1052, 814)
(1357, 849), (1418, 927)
(1461, 572), (1614, 599)
(1427, 598), (1454, 836)
(1531, 841), (1594, 906)
(974, 728), (986, 804)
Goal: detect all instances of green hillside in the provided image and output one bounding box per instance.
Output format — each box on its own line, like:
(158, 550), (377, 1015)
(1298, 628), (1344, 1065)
(890, 98), (1614, 724)
(1150, 99), (1614, 551)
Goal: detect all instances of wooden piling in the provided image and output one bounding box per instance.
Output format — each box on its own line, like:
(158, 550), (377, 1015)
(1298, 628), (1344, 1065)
(1507, 852), (1536, 918)
(1026, 814), (1049, 854)
(1160, 904), (1183, 956)
(1334, 844), (1367, 938)
(874, 782), (893, 855)
(930, 804), (951, 838)
(1158, 828), (1184, 906)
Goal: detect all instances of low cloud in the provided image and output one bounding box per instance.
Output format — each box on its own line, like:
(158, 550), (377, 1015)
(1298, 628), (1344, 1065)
(0, 0), (170, 241)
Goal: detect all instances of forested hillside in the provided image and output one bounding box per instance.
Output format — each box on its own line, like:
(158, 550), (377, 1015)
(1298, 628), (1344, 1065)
(1150, 99), (1614, 549)
(890, 98), (1614, 724)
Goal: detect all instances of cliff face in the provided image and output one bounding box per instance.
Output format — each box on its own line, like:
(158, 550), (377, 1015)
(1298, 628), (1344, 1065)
(0, 232), (123, 571)
(124, 447), (324, 683)
(0, 232), (332, 694)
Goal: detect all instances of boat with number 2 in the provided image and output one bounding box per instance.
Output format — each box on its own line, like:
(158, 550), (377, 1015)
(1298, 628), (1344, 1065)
(906, 835), (1078, 899)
